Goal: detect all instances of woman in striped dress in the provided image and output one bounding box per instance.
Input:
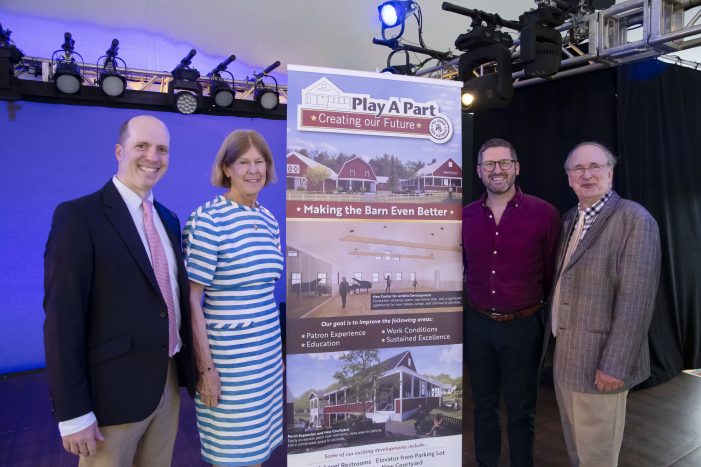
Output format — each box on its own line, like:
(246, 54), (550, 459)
(183, 130), (284, 467)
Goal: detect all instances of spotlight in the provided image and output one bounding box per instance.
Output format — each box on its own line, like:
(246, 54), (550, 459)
(208, 54), (236, 108)
(255, 88), (279, 110)
(458, 44), (513, 109)
(0, 23), (23, 64)
(380, 49), (416, 75)
(100, 73), (125, 97)
(461, 91), (474, 110)
(97, 39), (127, 97)
(378, 1), (417, 28)
(444, 2), (519, 109)
(174, 91), (198, 114)
(381, 64), (415, 75)
(211, 80), (235, 107)
(0, 23), (24, 90)
(52, 32), (83, 94)
(251, 61), (280, 110)
(169, 49), (202, 115)
(518, 4), (567, 78)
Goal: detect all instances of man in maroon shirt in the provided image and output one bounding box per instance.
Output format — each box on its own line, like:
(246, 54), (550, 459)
(463, 138), (561, 467)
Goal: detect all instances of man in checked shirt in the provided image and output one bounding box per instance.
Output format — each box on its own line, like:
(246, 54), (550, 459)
(546, 142), (660, 466)
(463, 138), (561, 467)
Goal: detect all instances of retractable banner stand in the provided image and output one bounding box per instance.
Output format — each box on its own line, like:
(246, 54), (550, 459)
(285, 65), (463, 467)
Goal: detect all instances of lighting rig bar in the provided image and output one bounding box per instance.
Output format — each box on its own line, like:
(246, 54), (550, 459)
(417, 0), (701, 88)
(0, 55), (287, 119)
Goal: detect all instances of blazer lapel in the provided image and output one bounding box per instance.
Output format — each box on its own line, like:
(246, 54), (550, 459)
(153, 201), (182, 261)
(564, 191), (621, 271)
(552, 208), (576, 281)
(101, 181), (160, 293)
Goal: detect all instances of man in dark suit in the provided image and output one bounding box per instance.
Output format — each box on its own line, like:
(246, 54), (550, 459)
(43, 115), (195, 466)
(545, 142), (661, 466)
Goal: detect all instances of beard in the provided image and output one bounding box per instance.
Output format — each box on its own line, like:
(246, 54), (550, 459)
(482, 172), (515, 195)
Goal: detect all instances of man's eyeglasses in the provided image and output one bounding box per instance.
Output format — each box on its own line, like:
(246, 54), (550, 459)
(479, 159), (515, 172)
(567, 163), (610, 176)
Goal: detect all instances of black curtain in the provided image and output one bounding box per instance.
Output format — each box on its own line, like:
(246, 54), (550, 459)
(470, 67), (618, 213)
(467, 58), (701, 387)
(617, 60), (701, 385)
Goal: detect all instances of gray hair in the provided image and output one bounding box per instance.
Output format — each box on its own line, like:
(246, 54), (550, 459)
(564, 142), (617, 171)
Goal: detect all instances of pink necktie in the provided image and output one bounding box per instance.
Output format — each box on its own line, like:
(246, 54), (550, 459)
(142, 200), (178, 357)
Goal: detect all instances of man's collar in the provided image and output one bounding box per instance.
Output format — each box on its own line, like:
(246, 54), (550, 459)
(579, 190), (612, 219)
(112, 175), (154, 209)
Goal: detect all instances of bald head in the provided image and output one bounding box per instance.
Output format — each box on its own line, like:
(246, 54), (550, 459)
(118, 115), (170, 146)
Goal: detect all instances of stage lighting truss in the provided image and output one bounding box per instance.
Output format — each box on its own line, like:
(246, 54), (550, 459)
(96, 39), (127, 97)
(415, 0), (701, 93)
(5, 53), (287, 111)
(51, 32), (83, 94)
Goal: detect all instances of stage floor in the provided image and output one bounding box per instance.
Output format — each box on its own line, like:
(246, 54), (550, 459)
(1, 369), (700, 466)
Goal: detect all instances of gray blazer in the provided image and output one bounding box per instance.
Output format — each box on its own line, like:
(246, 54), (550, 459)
(544, 191), (661, 393)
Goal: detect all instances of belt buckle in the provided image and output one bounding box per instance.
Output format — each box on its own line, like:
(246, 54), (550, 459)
(490, 312), (502, 320)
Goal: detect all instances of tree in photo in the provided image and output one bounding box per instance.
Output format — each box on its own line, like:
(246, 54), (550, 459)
(304, 165), (331, 192)
(333, 350), (382, 418)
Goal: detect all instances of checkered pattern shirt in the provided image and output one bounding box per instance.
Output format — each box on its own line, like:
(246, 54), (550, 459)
(576, 190), (613, 239)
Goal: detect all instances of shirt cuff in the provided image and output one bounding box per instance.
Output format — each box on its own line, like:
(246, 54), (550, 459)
(58, 412), (97, 437)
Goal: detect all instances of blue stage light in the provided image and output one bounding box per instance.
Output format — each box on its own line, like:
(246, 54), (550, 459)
(379, 3), (400, 27)
(378, 1), (416, 29)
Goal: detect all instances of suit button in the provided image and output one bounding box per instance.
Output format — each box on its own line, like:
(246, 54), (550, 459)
(160, 311), (166, 318)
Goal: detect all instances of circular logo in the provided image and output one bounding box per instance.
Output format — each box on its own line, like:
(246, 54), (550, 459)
(429, 116), (451, 142)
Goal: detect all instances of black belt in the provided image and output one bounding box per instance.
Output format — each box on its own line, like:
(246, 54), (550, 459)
(471, 303), (541, 322)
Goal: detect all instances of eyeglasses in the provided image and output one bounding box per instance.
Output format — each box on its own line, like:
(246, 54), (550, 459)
(479, 159), (515, 171)
(567, 163), (610, 176)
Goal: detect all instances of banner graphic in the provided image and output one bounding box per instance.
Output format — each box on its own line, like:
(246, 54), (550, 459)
(286, 65), (463, 467)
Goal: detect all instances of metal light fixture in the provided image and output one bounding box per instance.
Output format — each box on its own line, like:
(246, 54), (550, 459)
(0, 23), (24, 90)
(378, 1), (418, 40)
(461, 90), (475, 110)
(52, 32), (82, 94)
(458, 43), (513, 109)
(255, 87), (279, 110)
(518, 4), (566, 78)
(169, 49), (202, 115)
(97, 39), (127, 97)
(445, 2), (519, 109)
(208, 54), (236, 108)
(251, 61), (280, 110)
(380, 49), (416, 75)
(374, 3), (453, 78)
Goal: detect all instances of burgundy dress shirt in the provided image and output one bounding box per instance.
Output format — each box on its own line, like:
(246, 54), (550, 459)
(462, 187), (562, 313)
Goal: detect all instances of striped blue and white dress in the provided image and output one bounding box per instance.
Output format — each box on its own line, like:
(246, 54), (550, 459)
(183, 195), (284, 467)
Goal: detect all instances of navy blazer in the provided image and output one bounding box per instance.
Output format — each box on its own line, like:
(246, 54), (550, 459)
(44, 180), (195, 426)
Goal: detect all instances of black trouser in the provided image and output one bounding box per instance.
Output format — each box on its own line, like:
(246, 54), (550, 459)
(465, 309), (543, 467)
